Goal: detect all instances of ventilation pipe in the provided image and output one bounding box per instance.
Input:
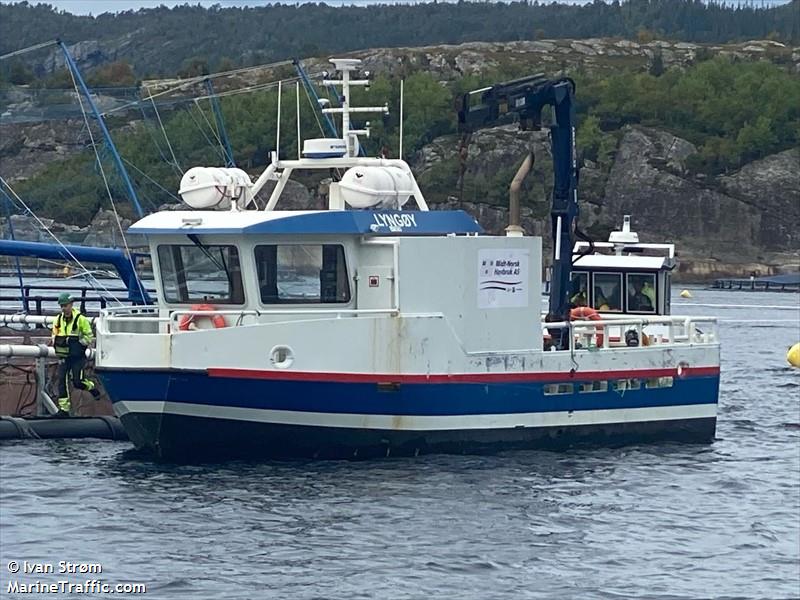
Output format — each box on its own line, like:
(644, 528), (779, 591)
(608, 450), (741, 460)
(506, 151), (534, 237)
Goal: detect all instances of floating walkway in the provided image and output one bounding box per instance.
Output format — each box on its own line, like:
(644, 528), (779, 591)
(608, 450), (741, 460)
(0, 337), (123, 442)
(0, 415), (127, 441)
(712, 273), (800, 293)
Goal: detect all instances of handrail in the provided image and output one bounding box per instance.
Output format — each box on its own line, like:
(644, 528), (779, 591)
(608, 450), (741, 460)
(167, 308), (400, 330)
(543, 315), (718, 351)
(98, 305), (404, 335)
(98, 305), (717, 355)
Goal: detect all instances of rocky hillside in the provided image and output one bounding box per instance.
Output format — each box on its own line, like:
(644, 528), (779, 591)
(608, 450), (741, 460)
(344, 37), (800, 79)
(4, 122), (797, 280)
(2, 0), (797, 77)
(1, 38), (798, 280)
(407, 124), (800, 279)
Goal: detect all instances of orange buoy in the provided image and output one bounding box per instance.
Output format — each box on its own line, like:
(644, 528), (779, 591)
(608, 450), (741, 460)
(178, 304), (226, 331)
(570, 306), (604, 347)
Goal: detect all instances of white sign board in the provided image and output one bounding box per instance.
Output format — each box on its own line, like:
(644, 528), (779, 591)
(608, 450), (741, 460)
(477, 249), (529, 309)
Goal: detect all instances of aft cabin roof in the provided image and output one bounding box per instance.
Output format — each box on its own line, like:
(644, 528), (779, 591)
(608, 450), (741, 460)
(128, 210), (484, 236)
(572, 254), (674, 271)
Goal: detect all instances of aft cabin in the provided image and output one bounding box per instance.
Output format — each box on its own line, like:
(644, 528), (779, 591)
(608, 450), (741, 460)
(570, 216), (675, 316)
(124, 210), (543, 356)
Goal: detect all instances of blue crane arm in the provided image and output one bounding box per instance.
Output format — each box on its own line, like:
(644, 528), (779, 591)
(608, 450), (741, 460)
(0, 239), (152, 305)
(457, 75), (580, 347)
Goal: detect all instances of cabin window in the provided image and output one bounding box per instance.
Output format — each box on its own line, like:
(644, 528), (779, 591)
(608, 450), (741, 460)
(544, 383), (574, 395)
(570, 271), (589, 307)
(580, 381), (609, 393)
(646, 376), (674, 389)
(157, 244), (244, 305)
(613, 379), (641, 392)
(627, 273), (657, 313)
(255, 244), (350, 304)
(592, 273), (623, 312)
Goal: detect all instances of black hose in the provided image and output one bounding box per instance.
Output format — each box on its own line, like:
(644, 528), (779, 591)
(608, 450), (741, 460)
(0, 416), (128, 441)
(572, 224), (595, 263)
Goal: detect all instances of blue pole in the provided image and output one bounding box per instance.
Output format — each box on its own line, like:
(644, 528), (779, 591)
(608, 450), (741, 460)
(293, 58), (338, 138)
(0, 188), (29, 313)
(204, 78), (236, 168)
(58, 40), (144, 218)
(0, 239), (152, 305)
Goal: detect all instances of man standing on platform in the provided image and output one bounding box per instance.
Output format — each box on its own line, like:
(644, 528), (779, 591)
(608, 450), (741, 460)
(50, 293), (100, 417)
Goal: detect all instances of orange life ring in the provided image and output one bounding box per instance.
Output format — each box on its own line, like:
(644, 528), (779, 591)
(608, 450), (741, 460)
(178, 304), (226, 331)
(570, 306), (604, 347)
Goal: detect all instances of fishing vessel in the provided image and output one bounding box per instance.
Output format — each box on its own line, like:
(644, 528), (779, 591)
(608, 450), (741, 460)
(93, 59), (720, 460)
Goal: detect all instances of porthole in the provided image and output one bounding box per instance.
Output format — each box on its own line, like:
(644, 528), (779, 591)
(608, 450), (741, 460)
(270, 345), (294, 369)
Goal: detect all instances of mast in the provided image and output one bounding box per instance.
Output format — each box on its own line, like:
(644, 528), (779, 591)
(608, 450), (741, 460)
(58, 40), (145, 218)
(322, 59), (387, 158)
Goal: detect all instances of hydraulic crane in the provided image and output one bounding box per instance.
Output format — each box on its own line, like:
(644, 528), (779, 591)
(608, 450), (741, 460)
(456, 73), (587, 349)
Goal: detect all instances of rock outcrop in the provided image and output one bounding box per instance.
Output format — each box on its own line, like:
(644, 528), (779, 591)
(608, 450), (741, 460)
(2, 37), (798, 279)
(0, 120), (90, 182)
(718, 149), (800, 252)
(345, 38), (799, 81)
(415, 124), (799, 278)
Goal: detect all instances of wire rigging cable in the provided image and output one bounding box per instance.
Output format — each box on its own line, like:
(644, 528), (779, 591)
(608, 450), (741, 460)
(0, 177), (125, 306)
(137, 100), (175, 168)
(149, 94), (183, 175)
(66, 64), (147, 306)
(0, 40), (57, 61)
(120, 157), (181, 204)
(192, 99), (229, 162)
(102, 58), (295, 117)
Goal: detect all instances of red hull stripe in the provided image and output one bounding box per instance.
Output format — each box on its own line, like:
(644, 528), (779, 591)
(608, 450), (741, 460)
(208, 366), (720, 384)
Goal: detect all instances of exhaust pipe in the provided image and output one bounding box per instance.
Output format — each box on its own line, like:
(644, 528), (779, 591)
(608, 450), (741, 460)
(506, 151), (533, 237)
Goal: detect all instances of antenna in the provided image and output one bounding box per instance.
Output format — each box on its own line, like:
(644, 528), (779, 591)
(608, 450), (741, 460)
(296, 81), (301, 160)
(276, 80), (282, 160)
(322, 59), (388, 158)
(399, 79), (404, 161)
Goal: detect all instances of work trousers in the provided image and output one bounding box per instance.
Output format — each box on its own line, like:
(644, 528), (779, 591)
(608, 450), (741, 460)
(56, 355), (95, 413)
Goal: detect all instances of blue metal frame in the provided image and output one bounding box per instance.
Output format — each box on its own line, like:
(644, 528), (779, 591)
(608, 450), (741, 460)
(58, 40), (144, 219)
(293, 58), (339, 138)
(0, 188), (28, 312)
(0, 239), (152, 305)
(203, 78), (236, 168)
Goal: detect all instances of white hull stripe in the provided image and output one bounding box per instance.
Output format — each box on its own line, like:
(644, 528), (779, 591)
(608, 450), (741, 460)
(115, 401), (717, 431)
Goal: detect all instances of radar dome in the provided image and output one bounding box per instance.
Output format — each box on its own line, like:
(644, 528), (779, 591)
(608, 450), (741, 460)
(339, 166), (413, 209)
(179, 167), (252, 210)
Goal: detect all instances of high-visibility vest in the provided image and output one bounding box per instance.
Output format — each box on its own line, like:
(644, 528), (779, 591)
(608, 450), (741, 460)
(642, 283), (656, 306)
(52, 309), (93, 358)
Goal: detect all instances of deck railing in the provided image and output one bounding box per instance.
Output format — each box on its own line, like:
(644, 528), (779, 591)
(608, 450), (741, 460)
(98, 306), (718, 353)
(0, 283), (156, 316)
(543, 315), (718, 352)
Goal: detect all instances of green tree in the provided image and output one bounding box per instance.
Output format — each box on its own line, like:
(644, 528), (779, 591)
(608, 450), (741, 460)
(8, 61), (33, 85)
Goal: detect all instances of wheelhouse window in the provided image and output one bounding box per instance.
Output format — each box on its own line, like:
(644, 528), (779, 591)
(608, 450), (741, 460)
(255, 244), (350, 304)
(157, 244), (244, 304)
(570, 271), (589, 307)
(627, 273), (657, 313)
(592, 273), (622, 312)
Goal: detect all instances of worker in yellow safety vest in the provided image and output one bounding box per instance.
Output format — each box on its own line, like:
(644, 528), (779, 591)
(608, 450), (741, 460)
(50, 293), (100, 417)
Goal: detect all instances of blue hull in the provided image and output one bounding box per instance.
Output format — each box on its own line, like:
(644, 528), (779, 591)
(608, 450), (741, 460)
(98, 368), (719, 461)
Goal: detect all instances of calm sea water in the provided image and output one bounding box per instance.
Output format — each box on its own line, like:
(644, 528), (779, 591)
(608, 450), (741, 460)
(1, 288), (798, 599)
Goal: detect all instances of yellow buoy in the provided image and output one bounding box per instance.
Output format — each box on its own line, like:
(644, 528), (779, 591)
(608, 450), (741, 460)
(680, 289), (692, 298)
(788, 343), (800, 368)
